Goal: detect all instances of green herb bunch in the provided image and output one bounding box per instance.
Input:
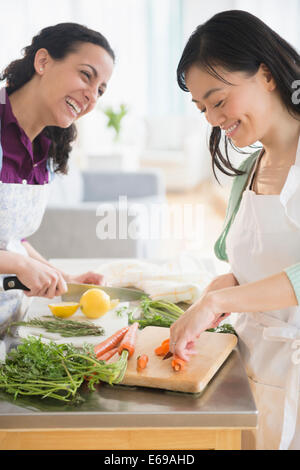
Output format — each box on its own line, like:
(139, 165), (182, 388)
(206, 323), (238, 336)
(119, 296), (237, 336)
(8, 316), (105, 338)
(0, 336), (128, 403)
(126, 296), (185, 328)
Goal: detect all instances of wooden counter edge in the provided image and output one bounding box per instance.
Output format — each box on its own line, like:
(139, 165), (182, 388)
(0, 426), (256, 450)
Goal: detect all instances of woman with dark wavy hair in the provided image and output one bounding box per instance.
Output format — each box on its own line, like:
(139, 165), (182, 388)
(0, 23), (114, 330)
(170, 10), (300, 449)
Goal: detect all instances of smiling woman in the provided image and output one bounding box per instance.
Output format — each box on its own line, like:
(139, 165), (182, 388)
(0, 23), (114, 335)
(177, 10), (300, 180)
(1, 22), (115, 173)
(170, 10), (300, 450)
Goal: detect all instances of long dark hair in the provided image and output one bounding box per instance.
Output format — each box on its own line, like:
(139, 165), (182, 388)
(177, 10), (300, 179)
(0, 23), (115, 174)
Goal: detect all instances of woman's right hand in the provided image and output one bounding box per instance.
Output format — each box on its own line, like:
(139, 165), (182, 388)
(16, 257), (68, 298)
(169, 272), (239, 361)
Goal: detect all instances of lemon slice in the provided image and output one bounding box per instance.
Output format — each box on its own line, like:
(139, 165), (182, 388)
(48, 302), (79, 318)
(79, 288), (119, 319)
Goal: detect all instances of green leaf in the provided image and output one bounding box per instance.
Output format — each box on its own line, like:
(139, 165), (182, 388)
(103, 103), (128, 140)
(0, 336), (128, 402)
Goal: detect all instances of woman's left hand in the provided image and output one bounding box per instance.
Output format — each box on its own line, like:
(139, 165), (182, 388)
(169, 293), (224, 361)
(65, 271), (105, 285)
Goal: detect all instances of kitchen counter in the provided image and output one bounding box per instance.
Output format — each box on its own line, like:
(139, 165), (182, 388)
(0, 258), (257, 450)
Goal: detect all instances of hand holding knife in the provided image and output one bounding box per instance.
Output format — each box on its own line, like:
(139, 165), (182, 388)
(2, 276), (30, 291)
(1, 275), (146, 302)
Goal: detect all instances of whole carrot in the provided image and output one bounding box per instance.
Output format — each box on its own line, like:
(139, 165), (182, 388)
(118, 322), (139, 358)
(97, 347), (119, 361)
(94, 326), (129, 358)
(137, 354), (148, 372)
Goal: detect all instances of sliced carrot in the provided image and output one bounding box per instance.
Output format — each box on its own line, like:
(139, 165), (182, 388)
(171, 355), (186, 372)
(154, 345), (166, 356)
(94, 326), (129, 358)
(118, 322), (139, 358)
(137, 354), (148, 372)
(97, 347), (119, 361)
(155, 338), (170, 356)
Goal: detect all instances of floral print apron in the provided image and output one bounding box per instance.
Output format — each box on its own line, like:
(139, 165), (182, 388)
(0, 119), (52, 335)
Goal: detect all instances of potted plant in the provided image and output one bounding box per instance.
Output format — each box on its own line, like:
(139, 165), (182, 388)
(103, 103), (128, 142)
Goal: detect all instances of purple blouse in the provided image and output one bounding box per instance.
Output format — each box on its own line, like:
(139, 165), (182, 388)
(0, 88), (52, 184)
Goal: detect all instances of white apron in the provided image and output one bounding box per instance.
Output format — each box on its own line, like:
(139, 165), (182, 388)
(0, 121), (52, 335)
(226, 140), (300, 450)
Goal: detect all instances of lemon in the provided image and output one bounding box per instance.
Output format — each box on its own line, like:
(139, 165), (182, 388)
(48, 302), (79, 318)
(79, 288), (118, 319)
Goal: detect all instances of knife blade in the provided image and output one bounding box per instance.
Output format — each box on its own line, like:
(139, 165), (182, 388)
(2, 276), (147, 302)
(162, 351), (173, 360)
(62, 283), (147, 302)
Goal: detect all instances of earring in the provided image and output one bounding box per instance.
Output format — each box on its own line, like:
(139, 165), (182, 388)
(40, 68), (43, 73)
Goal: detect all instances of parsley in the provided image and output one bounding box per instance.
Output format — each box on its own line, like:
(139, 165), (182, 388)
(0, 336), (128, 402)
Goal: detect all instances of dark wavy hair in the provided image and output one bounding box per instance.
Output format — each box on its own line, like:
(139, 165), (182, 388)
(0, 23), (115, 174)
(177, 10), (300, 180)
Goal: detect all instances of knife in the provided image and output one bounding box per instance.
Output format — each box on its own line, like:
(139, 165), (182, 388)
(163, 351), (173, 360)
(62, 282), (147, 302)
(2, 276), (30, 291)
(2, 276), (147, 302)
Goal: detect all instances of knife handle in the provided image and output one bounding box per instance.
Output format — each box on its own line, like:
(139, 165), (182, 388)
(3, 276), (30, 291)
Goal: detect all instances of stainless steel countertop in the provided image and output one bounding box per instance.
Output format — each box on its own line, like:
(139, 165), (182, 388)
(0, 349), (257, 430)
(0, 258), (257, 430)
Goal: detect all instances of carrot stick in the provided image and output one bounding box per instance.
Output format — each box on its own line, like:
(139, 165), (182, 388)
(118, 322), (139, 358)
(94, 326), (129, 358)
(137, 354), (148, 372)
(171, 355), (186, 372)
(97, 347), (119, 361)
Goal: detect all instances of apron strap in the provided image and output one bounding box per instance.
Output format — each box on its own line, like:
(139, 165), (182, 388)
(214, 150), (261, 261)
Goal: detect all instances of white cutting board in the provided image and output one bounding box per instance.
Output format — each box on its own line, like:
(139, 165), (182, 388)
(16, 296), (129, 347)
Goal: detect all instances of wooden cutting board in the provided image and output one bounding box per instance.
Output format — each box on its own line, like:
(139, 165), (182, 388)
(120, 326), (237, 393)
